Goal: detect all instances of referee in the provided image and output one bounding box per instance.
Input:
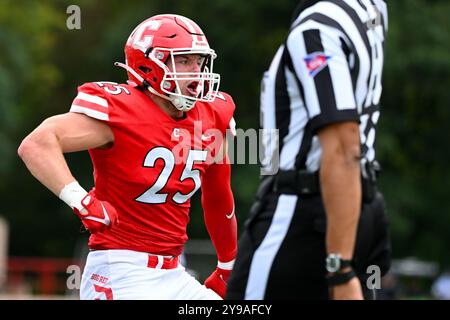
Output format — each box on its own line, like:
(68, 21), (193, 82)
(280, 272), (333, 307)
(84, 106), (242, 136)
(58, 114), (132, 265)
(227, 0), (391, 300)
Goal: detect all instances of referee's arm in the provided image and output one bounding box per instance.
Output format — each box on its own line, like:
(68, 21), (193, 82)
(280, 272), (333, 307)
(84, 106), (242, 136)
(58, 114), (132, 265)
(288, 24), (363, 299)
(318, 122), (362, 300)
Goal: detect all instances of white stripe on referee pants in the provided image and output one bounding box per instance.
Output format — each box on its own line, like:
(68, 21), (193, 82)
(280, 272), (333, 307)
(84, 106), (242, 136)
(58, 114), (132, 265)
(244, 194), (298, 300)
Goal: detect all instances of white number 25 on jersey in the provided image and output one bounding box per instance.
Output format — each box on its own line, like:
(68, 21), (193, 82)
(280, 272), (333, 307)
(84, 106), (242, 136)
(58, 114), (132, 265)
(135, 147), (207, 205)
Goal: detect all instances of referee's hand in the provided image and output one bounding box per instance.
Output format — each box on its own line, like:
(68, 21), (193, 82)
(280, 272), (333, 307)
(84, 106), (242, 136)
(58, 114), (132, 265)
(331, 277), (364, 300)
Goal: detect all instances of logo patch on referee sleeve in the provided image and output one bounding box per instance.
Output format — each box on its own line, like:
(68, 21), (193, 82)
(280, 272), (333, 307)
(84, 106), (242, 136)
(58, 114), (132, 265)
(304, 52), (331, 77)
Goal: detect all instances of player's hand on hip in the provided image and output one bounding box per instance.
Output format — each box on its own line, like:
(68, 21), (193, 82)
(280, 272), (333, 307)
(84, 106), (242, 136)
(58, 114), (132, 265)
(331, 276), (364, 300)
(73, 190), (119, 234)
(204, 267), (231, 299)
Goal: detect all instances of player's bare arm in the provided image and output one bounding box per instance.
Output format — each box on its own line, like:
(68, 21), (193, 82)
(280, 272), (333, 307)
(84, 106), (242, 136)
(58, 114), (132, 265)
(317, 121), (363, 300)
(18, 112), (113, 195)
(18, 112), (118, 234)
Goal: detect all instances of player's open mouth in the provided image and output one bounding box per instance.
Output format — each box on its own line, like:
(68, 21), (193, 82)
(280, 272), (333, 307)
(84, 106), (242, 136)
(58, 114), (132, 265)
(186, 81), (199, 96)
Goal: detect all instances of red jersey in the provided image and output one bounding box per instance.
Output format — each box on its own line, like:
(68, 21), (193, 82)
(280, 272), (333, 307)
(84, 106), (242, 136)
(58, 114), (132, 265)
(69, 81), (235, 256)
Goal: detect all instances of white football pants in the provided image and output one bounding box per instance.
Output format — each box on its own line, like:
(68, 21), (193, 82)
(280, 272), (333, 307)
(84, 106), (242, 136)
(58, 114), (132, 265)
(80, 249), (221, 300)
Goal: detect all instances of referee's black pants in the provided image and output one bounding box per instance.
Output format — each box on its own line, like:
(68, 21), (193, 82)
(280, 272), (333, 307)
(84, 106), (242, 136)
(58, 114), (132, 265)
(226, 189), (391, 300)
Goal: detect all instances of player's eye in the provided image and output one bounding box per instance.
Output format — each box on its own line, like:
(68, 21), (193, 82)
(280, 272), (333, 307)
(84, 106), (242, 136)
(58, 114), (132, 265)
(174, 56), (188, 65)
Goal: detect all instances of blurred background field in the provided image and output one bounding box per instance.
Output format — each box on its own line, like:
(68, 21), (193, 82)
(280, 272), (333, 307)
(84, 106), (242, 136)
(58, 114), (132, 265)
(0, 0), (449, 299)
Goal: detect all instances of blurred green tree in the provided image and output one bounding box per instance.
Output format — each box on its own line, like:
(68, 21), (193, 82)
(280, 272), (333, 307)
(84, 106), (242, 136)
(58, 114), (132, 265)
(379, 0), (450, 266)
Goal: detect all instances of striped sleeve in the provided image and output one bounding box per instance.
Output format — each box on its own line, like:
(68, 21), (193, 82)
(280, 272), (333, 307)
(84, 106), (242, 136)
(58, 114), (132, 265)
(70, 83), (110, 121)
(287, 22), (358, 133)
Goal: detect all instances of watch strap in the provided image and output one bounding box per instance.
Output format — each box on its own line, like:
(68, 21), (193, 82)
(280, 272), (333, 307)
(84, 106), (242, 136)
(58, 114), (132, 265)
(340, 259), (352, 269)
(326, 253), (353, 273)
(326, 269), (356, 286)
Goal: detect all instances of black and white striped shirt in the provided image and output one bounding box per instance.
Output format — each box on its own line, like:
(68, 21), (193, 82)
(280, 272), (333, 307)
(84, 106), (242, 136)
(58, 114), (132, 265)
(261, 0), (388, 176)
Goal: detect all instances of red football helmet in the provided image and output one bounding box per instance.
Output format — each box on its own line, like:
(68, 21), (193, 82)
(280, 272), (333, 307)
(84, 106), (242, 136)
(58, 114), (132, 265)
(115, 14), (220, 111)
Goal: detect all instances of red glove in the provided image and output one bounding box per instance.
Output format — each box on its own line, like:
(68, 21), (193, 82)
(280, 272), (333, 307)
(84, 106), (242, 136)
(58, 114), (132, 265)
(204, 267), (232, 299)
(73, 191), (119, 234)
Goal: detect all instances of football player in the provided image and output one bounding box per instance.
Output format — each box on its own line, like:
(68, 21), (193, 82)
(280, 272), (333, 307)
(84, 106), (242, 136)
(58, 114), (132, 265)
(18, 14), (237, 300)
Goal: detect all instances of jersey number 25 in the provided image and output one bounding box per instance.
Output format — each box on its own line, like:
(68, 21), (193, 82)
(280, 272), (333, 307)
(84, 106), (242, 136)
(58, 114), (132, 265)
(135, 147), (207, 205)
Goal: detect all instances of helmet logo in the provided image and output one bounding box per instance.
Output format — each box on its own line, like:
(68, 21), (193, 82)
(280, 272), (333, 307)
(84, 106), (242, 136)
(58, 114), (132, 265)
(131, 20), (161, 52)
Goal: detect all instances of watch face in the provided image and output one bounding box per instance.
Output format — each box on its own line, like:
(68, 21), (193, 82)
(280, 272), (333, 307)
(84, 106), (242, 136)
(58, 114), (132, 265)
(326, 254), (341, 273)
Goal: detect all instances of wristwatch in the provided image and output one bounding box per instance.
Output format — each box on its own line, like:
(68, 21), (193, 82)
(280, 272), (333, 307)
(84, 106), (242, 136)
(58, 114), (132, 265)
(325, 253), (355, 286)
(325, 253), (352, 273)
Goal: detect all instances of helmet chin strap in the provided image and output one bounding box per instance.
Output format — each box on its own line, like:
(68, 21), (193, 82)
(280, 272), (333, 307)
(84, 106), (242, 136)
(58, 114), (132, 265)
(114, 61), (196, 111)
(170, 95), (196, 111)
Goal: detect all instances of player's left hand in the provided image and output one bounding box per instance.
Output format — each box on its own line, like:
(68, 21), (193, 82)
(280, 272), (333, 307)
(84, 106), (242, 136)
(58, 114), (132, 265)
(73, 190), (119, 234)
(204, 267), (231, 299)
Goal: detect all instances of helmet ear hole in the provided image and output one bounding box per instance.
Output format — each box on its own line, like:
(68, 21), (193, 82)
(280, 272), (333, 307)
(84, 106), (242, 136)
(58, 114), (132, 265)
(139, 66), (152, 73)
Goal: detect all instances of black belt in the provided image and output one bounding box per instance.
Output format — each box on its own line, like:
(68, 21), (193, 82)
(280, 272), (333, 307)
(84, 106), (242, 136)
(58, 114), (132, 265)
(272, 170), (377, 203)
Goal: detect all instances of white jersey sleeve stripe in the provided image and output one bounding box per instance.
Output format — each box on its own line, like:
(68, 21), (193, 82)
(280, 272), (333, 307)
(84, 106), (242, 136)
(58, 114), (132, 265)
(70, 105), (109, 121)
(75, 92), (108, 108)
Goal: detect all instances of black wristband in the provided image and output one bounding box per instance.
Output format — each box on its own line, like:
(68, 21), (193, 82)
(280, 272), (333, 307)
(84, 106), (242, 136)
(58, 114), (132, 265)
(326, 269), (356, 286)
(339, 259), (352, 269)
